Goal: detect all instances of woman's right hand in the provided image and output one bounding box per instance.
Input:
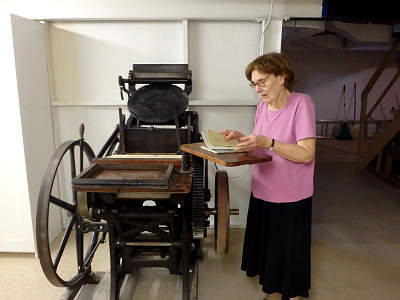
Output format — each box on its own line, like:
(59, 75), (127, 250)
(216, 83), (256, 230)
(220, 129), (245, 142)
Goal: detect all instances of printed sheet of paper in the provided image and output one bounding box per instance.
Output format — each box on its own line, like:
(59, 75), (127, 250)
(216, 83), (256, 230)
(207, 129), (238, 147)
(201, 129), (246, 154)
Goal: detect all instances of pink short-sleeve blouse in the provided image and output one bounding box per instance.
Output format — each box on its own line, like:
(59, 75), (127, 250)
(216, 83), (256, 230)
(251, 92), (316, 203)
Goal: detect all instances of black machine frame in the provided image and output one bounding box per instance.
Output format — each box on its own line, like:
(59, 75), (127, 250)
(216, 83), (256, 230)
(36, 64), (219, 300)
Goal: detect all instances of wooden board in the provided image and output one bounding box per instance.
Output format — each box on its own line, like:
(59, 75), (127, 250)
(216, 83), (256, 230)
(73, 163), (173, 186)
(72, 171), (192, 194)
(180, 142), (272, 167)
(72, 162), (192, 194)
(93, 156), (182, 168)
(214, 171), (230, 255)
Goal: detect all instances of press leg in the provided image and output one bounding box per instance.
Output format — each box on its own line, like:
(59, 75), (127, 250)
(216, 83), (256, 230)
(109, 226), (119, 300)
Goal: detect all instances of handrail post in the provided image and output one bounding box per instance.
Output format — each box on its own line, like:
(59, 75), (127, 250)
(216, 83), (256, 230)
(358, 92), (368, 166)
(357, 38), (400, 167)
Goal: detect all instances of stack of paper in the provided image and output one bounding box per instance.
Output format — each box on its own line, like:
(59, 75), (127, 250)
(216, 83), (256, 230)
(201, 129), (243, 154)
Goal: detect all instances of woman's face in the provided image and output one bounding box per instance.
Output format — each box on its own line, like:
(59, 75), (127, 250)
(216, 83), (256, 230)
(251, 70), (285, 104)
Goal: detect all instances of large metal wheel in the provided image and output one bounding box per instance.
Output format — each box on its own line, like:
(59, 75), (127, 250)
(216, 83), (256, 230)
(36, 139), (98, 288)
(214, 171), (230, 255)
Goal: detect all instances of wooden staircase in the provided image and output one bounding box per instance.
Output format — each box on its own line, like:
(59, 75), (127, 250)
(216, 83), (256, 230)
(357, 38), (400, 171)
(358, 109), (400, 168)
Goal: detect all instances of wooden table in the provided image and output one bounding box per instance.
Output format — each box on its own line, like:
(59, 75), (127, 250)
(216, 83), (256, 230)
(180, 142), (272, 166)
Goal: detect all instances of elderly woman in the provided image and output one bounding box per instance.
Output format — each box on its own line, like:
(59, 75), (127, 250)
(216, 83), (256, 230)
(222, 53), (316, 300)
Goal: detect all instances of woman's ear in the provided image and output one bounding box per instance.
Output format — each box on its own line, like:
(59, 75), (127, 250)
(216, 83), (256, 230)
(278, 75), (285, 86)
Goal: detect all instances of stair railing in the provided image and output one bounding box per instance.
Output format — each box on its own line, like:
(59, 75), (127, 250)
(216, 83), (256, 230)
(357, 38), (400, 167)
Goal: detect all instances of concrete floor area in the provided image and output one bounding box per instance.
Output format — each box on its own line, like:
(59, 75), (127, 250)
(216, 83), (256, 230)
(0, 139), (399, 300)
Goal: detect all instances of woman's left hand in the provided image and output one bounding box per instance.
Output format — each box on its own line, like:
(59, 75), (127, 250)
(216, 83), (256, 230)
(235, 134), (272, 151)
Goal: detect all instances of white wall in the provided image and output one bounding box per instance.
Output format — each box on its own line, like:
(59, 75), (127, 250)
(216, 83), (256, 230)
(11, 15), (56, 252)
(50, 21), (185, 103)
(0, 12), (36, 252)
(286, 50), (400, 123)
(0, 0), (323, 253)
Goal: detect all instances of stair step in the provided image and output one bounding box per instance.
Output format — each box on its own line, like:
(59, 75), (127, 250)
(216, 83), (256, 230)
(391, 109), (400, 119)
(365, 140), (376, 148)
(358, 108), (400, 168)
(384, 123), (393, 129)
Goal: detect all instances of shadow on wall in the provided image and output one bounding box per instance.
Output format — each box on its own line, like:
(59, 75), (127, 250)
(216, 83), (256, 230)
(50, 21), (184, 102)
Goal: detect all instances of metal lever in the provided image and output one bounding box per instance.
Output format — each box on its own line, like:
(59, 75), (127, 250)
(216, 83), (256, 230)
(119, 108), (126, 153)
(79, 123), (85, 140)
(79, 123), (85, 172)
(118, 75), (129, 100)
(178, 152), (192, 174)
(80, 220), (109, 233)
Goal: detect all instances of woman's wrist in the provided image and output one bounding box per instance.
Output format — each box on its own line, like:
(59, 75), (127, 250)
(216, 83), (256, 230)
(268, 138), (275, 151)
(262, 137), (273, 149)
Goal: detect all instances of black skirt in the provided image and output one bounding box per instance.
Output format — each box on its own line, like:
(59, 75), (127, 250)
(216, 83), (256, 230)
(241, 194), (312, 298)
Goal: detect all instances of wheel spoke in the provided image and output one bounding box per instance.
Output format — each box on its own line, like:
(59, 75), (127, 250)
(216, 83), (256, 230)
(69, 148), (76, 179)
(83, 232), (106, 267)
(50, 196), (75, 213)
(76, 221), (84, 271)
(79, 141), (84, 173)
(70, 147), (78, 206)
(54, 215), (76, 271)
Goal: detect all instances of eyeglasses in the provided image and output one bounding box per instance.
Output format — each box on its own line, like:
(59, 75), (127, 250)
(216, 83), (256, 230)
(249, 76), (269, 88)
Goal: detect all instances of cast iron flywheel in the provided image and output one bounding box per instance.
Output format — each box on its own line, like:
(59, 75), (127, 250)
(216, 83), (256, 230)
(36, 132), (101, 288)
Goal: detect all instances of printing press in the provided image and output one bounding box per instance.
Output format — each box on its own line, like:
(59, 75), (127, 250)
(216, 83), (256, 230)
(36, 64), (271, 300)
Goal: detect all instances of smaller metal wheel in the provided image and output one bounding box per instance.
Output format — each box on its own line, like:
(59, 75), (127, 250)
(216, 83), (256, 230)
(36, 136), (100, 288)
(214, 171), (230, 255)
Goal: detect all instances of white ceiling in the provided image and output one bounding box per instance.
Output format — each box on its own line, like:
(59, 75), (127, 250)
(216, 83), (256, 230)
(282, 20), (395, 51)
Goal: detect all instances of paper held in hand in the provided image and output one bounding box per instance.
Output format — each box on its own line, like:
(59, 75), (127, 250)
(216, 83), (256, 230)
(201, 129), (244, 153)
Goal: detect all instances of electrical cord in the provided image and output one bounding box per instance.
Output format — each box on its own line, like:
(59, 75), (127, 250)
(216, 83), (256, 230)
(259, 0), (274, 56)
(214, 162), (219, 171)
(213, 162), (250, 180)
(219, 1), (273, 179)
(257, 0), (274, 106)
